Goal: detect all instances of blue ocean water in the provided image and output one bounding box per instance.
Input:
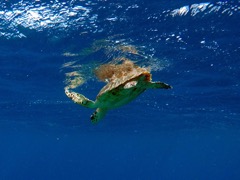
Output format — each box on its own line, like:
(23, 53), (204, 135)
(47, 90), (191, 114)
(0, 0), (240, 179)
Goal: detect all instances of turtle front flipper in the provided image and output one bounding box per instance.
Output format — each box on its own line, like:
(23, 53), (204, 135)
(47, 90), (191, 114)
(65, 89), (96, 108)
(90, 108), (108, 124)
(147, 81), (172, 89)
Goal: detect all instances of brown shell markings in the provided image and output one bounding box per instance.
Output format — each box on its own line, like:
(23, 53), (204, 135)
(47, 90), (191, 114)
(95, 59), (151, 97)
(95, 59), (148, 82)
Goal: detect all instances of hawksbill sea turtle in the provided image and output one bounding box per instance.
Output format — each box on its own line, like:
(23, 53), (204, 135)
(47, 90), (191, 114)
(65, 59), (172, 124)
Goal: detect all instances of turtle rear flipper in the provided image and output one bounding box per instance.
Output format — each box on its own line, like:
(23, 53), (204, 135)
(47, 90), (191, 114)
(91, 108), (108, 124)
(65, 89), (96, 108)
(147, 82), (172, 89)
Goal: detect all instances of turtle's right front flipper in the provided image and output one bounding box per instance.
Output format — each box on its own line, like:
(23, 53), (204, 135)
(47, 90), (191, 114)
(147, 82), (172, 89)
(65, 89), (96, 108)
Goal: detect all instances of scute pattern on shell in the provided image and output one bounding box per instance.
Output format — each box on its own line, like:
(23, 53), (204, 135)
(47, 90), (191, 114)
(95, 60), (150, 97)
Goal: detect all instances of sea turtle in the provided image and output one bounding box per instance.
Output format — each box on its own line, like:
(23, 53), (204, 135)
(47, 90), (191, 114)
(65, 60), (172, 124)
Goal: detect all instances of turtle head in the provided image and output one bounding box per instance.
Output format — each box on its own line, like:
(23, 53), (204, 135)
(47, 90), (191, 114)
(90, 108), (108, 124)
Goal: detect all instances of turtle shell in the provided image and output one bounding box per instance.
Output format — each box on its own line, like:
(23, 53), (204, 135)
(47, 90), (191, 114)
(96, 60), (151, 97)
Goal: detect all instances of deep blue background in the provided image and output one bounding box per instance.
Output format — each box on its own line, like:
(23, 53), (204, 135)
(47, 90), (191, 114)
(0, 0), (240, 179)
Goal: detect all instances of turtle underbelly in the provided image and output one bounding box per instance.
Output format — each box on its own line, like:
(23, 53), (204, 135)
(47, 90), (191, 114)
(96, 87), (146, 109)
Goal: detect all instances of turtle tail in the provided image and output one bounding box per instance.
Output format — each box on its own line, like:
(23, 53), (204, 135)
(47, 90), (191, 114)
(90, 108), (108, 124)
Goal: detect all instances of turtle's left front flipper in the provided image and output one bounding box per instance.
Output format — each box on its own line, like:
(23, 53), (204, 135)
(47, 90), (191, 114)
(65, 89), (96, 108)
(147, 82), (172, 89)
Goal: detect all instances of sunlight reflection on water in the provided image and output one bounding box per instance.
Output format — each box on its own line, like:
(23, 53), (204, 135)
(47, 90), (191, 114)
(0, 0), (97, 38)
